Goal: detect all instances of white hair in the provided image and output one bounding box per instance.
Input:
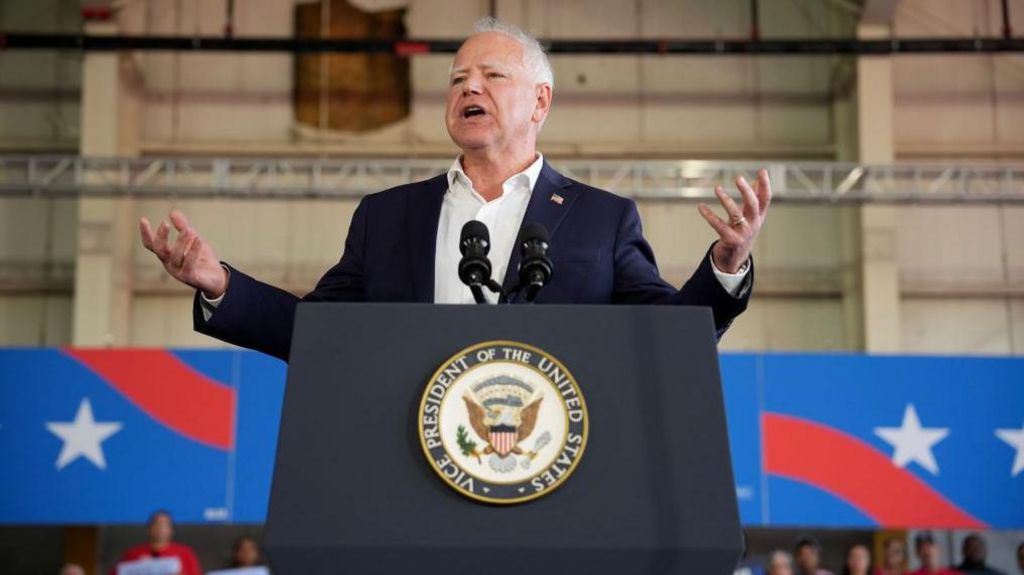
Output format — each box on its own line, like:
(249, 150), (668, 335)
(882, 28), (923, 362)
(472, 17), (554, 89)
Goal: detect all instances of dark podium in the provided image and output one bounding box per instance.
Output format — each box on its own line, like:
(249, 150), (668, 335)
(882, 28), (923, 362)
(264, 303), (741, 574)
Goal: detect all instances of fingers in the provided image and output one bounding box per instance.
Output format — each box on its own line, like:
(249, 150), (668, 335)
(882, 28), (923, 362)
(698, 203), (735, 239)
(141, 219), (173, 262)
(139, 217), (156, 251)
(756, 168), (772, 217)
(155, 219), (170, 250)
(169, 209), (190, 233)
(142, 211), (199, 266)
(181, 234), (203, 272)
(713, 185), (744, 222)
(168, 227), (198, 270)
(734, 175), (759, 219)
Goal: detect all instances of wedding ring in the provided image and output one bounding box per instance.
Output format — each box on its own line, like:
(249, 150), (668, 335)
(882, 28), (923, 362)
(730, 216), (747, 226)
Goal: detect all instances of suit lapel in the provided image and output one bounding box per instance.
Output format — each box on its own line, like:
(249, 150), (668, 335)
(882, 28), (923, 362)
(501, 162), (578, 292)
(408, 175), (448, 302)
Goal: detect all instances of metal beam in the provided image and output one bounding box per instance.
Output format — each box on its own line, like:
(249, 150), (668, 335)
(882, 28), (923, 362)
(1, 32), (1023, 55)
(0, 155), (1022, 204)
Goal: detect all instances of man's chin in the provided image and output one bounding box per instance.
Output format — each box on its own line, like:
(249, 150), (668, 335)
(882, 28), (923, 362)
(449, 135), (494, 153)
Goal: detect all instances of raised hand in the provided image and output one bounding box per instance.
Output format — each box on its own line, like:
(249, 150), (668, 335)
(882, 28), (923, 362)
(697, 168), (772, 273)
(139, 209), (229, 298)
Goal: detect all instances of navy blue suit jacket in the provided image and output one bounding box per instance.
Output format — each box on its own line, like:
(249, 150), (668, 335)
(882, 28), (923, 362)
(194, 162), (752, 361)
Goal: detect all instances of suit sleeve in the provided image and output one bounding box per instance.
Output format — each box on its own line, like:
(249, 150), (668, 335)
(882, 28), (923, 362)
(611, 199), (752, 338)
(193, 197), (369, 361)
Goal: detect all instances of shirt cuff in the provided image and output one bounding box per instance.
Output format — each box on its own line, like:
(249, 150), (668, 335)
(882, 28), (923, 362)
(199, 265), (229, 322)
(709, 254), (751, 299)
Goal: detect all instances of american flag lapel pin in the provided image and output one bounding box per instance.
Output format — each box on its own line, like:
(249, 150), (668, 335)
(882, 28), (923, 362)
(550, 193), (564, 205)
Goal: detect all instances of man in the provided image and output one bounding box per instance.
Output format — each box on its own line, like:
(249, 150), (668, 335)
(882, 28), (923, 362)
(909, 532), (960, 575)
(956, 534), (1005, 575)
(140, 19), (770, 361)
(113, 510), (202, 575)
(1017, 542), (1023, 575)
(794, 535), (835, 575)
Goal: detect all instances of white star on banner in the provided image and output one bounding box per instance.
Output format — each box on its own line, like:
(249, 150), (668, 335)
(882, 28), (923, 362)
(46, 398), (123, 471)
(995, 423), (1024, 478)
(873, 404), (949, 475)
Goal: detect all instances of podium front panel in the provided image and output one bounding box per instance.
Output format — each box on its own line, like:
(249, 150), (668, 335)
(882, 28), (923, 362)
(265, 303), (741, 575)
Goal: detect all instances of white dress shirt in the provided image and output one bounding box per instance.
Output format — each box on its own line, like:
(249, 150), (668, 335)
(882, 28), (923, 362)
(201, 153), (750, 318)
(433, 155), (543, 304)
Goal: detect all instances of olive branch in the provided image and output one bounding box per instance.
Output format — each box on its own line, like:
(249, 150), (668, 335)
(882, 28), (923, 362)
(456, 425), (482, 463)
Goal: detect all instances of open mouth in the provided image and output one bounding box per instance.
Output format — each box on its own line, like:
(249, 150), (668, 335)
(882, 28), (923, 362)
(462, 105), (486, 119)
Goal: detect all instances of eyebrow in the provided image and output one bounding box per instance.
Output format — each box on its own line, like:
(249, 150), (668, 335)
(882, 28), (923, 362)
(450, 63), (512, 76)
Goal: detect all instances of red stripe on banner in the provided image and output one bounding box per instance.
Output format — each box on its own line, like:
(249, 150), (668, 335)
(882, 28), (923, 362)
(63, 349), (236, 451)
(763, 413), (986, 528)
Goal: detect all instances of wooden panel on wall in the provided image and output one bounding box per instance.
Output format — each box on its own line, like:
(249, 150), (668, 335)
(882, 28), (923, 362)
(294, 0), (410, 132)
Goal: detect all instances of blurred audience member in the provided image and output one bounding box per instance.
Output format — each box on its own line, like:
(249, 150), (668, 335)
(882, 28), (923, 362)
(956, 534), (1005, 575)
(60, 565), (85, 575)
(114, 510), (202, 575)
(908, 532), (959, 575)
(876, 537), (908, 575)
(1016, 542), (1023, 575)
(230, 535), (264, 568)
(769, 550), (796, 575)
(843, 542), (873, 575)
(796, 535), (835, 575)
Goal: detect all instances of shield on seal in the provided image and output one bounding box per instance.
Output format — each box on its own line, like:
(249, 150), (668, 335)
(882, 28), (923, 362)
(489, 425), (518, 457)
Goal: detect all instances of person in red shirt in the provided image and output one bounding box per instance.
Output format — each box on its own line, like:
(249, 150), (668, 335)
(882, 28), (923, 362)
(909, 532), (960, 575)
(112, 510), (202, 575)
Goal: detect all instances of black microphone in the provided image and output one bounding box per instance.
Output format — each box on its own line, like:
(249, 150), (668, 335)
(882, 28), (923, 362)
(458, 220), (493, 304)
(516, 222), (552, 303)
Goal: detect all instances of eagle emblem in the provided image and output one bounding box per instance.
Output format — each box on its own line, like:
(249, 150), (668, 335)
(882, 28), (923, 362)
(460, 376), (551, 473)
(418, 341), (588, 504)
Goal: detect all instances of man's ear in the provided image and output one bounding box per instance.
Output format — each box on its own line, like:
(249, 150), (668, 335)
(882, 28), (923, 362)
(532, 83), (552, 126)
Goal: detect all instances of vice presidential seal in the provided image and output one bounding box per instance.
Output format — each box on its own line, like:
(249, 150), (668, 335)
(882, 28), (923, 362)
(418, 341), (588, 504)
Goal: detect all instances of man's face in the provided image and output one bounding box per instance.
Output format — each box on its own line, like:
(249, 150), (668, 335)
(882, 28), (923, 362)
(235, 539), (260, 567)
(848, 545), (871, 573)
(917, 541), (938, 567)
(796, 545), (820, 571)
(148, 513), (173, 546)
(964, 536), (986, 564)
(446, 32), (549, 154)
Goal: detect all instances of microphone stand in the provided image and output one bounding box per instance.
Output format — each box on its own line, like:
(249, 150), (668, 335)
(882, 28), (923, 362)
(469, 279), (505, 304)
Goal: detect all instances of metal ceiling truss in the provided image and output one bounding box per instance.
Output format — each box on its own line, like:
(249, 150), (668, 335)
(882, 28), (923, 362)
(1, 155), (1022, 204)
(3, 33), (1023, 55)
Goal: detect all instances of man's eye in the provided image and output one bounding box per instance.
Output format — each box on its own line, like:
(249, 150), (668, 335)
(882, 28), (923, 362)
(451, 77), (464, 85)
(487, 73), (505, 79)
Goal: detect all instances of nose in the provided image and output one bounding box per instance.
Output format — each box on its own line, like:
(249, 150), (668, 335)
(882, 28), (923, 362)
(461, 73), (483, 96)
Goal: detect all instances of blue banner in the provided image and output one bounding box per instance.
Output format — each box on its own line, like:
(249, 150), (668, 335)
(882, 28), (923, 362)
(0, 349), (1021, 527)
